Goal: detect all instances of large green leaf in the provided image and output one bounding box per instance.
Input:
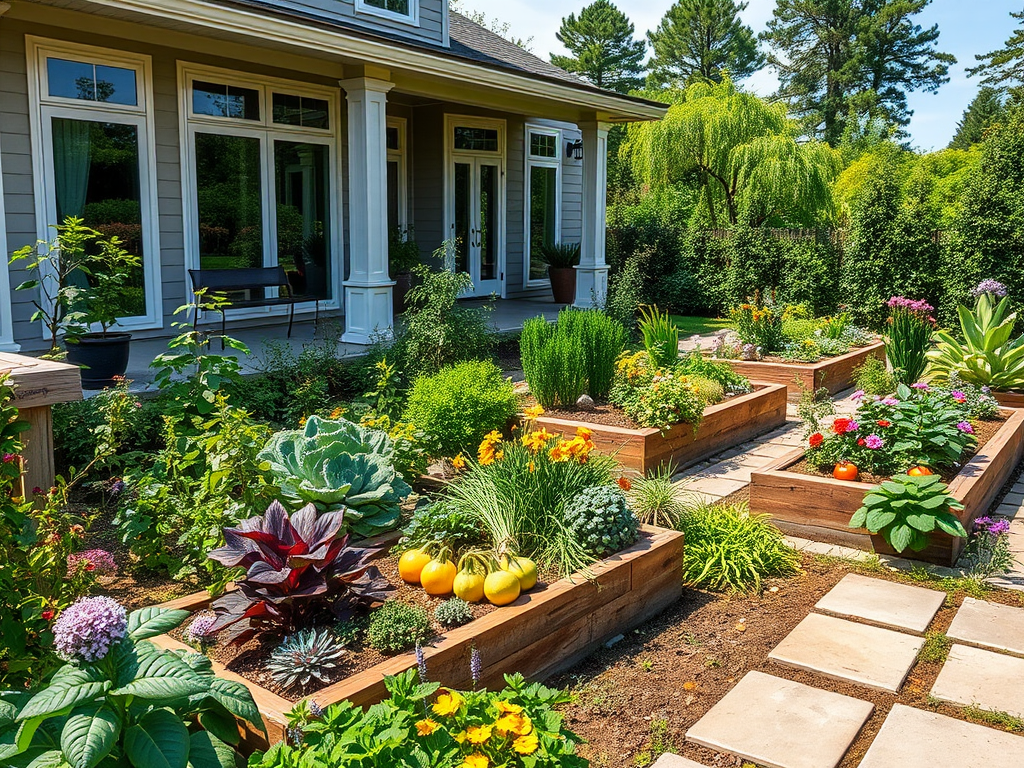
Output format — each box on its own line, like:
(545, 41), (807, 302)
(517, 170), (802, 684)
(904, 513), (937, 533)
(186, 732), (241, 768)
(196, 708), (239, 748)
(24, 749), (69, 768)
(110, 646), (207, 701)
(888, 523), (914, 553)
(18, 671), (112, 722)
(60, 705), (120, 768)
(123, 709), (188, 768)
(866, 509), (896, 532)
(127, 609), (190, 641)
(206, 680), (263, 734)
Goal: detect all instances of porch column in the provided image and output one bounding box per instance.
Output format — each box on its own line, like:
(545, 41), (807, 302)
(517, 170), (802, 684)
(575, 120), (611, 309)
(339, 76), (395, 344)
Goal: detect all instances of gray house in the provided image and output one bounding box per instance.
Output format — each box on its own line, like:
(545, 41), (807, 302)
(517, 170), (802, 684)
(0, 0), (665, 350)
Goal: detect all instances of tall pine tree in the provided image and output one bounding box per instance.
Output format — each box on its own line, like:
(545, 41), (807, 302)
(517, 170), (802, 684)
(550, 1), (647, 93)
(967, 10), (1024, 95)
(948, 87), (1005, 149)
(646, 0), (763, 87)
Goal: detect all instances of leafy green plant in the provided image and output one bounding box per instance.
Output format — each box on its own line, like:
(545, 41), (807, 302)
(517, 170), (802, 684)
(401, 360), (517, 460)
(0, 603), (264, 768)
(676, 350), (752, 393)
(885, 296), (935, 385)
(730, 295), (786, 354)
(520, 316), (587, 408)
(851, 474), (968, 553)
(268, 628), (348, 692)
(563, 486), (640, 557)
(928, 290), (1024, 391)
(389, 227), (420, 276)
(555, 309), (627, 400)
(535, 242), (581, 269)
(434, 598), (474, 629)
(260, 415), (412, 538)
(627, 464), (686, 528)
(854, 355), (896, 396)
(251, 669), (586, 768)
(638, 305), (680, 368)
(366, 601), (431, 655)
(613, 366), (706, 429)
(398, 501), (484, 554)
(677, 501), (800, 592)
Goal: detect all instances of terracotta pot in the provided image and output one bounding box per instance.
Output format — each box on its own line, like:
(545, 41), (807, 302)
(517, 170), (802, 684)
(549, 267), (577, 305)
(393, 272), (413, 314)
(65, 332), (132, 390)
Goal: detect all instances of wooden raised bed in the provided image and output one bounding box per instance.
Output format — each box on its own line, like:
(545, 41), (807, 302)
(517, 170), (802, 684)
(535, 384), (787, 475)
(993, 391), (1024, 409)
(716, 341), (885, 403)
(151, 525), (685, 747)
(749, 408), (1024, 565)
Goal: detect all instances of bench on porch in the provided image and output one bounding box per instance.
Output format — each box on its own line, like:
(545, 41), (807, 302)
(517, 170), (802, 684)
(188, 266), (320, 346)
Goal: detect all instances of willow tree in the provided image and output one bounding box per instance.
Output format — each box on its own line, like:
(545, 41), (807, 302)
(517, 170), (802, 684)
(622, 78), (840, 227)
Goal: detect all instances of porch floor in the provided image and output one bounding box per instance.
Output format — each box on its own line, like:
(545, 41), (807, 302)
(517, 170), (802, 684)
(116, 297), (562, 391)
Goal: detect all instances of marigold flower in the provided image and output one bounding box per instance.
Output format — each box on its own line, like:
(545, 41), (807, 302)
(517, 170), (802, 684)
(465, 724), (492, 744)
(416, 719), (440, 736)
(617, 476), (632, 491)
(512, 731), (540, 754)
(432, 690), (464, 716)
(451, 454), (466, 470)
(461, 755), (489, 768)
(524, 404), (545, 419)
(808, 432), (824, 448)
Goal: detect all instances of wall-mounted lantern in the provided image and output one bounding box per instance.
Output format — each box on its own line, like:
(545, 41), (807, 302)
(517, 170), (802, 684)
(566, 139), (584, 160)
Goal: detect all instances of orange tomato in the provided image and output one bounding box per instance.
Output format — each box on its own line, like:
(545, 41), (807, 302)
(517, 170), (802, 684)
(907, 466), (934, 476)
(833, 462), (860, 481)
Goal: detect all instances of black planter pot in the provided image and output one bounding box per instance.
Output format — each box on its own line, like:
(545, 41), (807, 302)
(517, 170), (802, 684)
(65, 332), (132, 390)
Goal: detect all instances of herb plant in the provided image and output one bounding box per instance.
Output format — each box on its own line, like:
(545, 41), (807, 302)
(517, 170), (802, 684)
(366, 601), (431, 655)
(434, 598), (474, 628)
(854, 355), (896, 396)
(851, 474), (967, 553)
(399, 501), (484, 554)
(627, 463), (686, 528)
(638, 305), (680, 368)
(563, 486), (640, 557)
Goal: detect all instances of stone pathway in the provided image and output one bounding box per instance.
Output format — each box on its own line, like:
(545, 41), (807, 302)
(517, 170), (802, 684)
(662, 575), (1024, 767)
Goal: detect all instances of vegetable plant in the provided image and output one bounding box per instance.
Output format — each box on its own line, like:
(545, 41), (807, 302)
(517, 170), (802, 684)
(850, 474), (967, 553)
(206, 501), (391, 644)
(260, 416), (411, 538)
(0, 600), (264, 768)
(563, 486), (640, 558)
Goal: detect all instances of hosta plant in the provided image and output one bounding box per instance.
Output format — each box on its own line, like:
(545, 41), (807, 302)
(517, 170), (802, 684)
(268, 628), (347, 692)
(850, 474), (967, 553)
(207, 501), (391, 644)
(260, 416), (411, 538)
(0, 601), (263, 768)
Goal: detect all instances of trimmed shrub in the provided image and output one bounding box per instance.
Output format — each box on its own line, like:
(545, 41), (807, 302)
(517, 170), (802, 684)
(402, 360), (517, 459)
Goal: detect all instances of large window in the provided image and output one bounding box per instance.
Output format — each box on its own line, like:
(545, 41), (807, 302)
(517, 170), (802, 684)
(28, 38), (161, 330)
(356, 0), (419, 24)
(525, 126), (562, 288)
(181, 64), (340, 309)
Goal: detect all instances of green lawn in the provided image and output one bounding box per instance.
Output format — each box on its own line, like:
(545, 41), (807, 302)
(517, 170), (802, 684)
(670, 315), (732, 336)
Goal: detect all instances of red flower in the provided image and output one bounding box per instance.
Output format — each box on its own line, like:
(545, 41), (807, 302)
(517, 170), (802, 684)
(877, 420), (891, 428)
(617, 476), (632, 491)
(809, 433), (824, 448)
(857, 438), (867, 447)
(41, 610), (53, 621)
(832, 418), (853, 435)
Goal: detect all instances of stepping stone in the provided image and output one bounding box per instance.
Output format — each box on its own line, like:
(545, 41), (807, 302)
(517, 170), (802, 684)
(931, 644), (1024, 718)
(768, 613), (924, 692)
(814, 573), (945, 634)
(859, 704), (1024, 768)
(652, 756), (707, 768)
(685, 671), (873, 768)
(947, 597), (1024, 657)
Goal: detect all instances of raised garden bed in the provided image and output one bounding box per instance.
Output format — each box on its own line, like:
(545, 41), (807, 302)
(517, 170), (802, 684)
(714, 341), (886, 403)
(993, 390), (1024, 409)
(535, 384), (787, 474)
(749, 408), (1024, 565)
(150, 525), (685, 747)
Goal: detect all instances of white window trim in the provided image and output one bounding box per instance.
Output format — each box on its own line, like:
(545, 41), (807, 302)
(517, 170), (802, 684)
(0, 130), (19, 351)
(387, 116), (408, 234)
(177, 62), (344, 322)
(524, 124), (562, 290)
(26, 36), (163, 335)
(355, 0), (420, 28)
(443, 114), (506, 299)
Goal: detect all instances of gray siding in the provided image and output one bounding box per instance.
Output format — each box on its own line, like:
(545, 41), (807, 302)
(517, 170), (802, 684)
(270, 0), (447, 47)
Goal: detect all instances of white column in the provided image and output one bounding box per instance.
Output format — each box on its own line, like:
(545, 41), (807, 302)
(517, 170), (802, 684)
(574, 120), (611, 309)
(339, 77), (395, 345)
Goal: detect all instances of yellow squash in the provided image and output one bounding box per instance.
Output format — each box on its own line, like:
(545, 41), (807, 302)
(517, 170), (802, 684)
(398, 548), (432, 585)
(453, 553), (487, 603)
(484, 569), (521, 606)
(501, 555), (538, 591)
(420, 558), (457, 596)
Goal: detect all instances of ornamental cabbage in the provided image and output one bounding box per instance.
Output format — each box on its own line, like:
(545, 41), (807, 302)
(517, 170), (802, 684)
(260, 416), (412, 538)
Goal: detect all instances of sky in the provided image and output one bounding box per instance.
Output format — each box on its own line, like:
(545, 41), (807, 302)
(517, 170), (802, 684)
(484, 0), (1021, 150)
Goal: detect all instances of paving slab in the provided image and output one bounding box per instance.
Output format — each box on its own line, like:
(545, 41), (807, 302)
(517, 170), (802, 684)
(947, 597), (1024, 657)
(651, 755), (707, 768)
(745, 441), (800, 458)
(858, 704), (1024, 768)
(679, 477), (749, 498)
(813, 573), (945, 634)
(931, 644), (1024, 718)
(684, 671), (873, 768)
(768, 613), (923, 692)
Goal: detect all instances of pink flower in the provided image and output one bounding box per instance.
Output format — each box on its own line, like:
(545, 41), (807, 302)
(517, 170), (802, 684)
(850, 389), (865, 401)
(2, 453), (16, 464)
(912, 383), (930, 390)
(881, 397), (899, 406)
(956, 421), (974, 434)
(846, 421), (860, 433)
(865, 434), (884, 450)
(951, 390), (966, 403)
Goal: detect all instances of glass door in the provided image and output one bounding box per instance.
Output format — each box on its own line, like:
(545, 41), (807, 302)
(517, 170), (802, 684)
(450, 156), (502, 296)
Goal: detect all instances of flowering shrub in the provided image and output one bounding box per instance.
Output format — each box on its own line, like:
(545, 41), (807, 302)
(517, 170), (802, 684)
(609, 351), (717, 430)
(66, 548), (117, 578)
(885, 296), (936, 385)
(251, 669), (586, 768)
(52, 595), (127, 662)
(959, 516), (1017, 579)
(730, 298), (786, 354)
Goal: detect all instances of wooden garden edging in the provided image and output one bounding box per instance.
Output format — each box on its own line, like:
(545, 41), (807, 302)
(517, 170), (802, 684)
(748, 408), (1024, 565)
(993, 391), (1024, 409)
(535, 384), (787, 475)
(151, 525), (685, 748)
(716, 341), (886, 403)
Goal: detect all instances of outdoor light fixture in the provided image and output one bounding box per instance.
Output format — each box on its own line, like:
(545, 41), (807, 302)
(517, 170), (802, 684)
(566, 139), (584, 160)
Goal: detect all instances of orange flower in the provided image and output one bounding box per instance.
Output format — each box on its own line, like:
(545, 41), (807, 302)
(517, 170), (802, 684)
(617, 476), (632, 491)
(465, 724), (492, 744)
(416, 719), (440, 736)
(549, 443), (571, 463)
(524, 404), (545, 419)
(521, 428), (554, 452)
(528, 460), (535, 473)
(451, 454), (466, 470)
(576, 426), (593, 439)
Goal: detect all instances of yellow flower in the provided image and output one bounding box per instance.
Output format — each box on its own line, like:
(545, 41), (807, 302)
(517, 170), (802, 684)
(432, 690), (464, 717)
(524, 404), (545, 419)
(330, 406), (345, 419)
(528, 460), (536, 473)
(494, 700), (524, 715)
(494, 712), (533, 737)
(512, 731), (539, 755)
(465, 724), (492, 744)
(461, 755), (489, 768)
(451, 454), (466, 470)
(549, 443), (571, 463)
(483, 430), (503, 444)
(575, 426), (593, 439)
(415, 719), (440, 736)
(521, 428), (554, 452)
(495, 450), (504, 462)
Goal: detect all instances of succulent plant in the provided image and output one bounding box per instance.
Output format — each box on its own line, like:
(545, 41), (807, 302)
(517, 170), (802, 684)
(260, 416), (412, 538)
(563, 485), (640, 558)
(268, 628), (347, 692)
(434, 597), (474, 628)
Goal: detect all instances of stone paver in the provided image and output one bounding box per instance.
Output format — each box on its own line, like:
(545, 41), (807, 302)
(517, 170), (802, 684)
(813, 573), (945, 634)
(680, 477), (748, 498)
(931, 643), (1024, 718)
(685, 671), (873, 768)
(992, 502), (1021, 519)
(858, 704), (1024, 768)
(651, 755), (707, 768)
(947, 597), (1024, 657)
(745, 441), (799, 458)
(768, 613), (924, 692)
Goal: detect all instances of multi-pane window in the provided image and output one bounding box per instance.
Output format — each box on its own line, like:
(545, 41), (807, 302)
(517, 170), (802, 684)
(47, 58), (138, 105)
(386, 119), (408, 234)
(526, 128), (562, 286)
(357, 0), (418, 22)
(454, 126), (499, 152)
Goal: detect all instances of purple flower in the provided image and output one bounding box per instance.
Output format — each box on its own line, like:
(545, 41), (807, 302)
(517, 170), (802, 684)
(847, 421), (860, 432)
(184, 613), (217, 645)
(53, 596), (127, 662)
(973, 279), (1008, 298)
(956, 421), (974, 434)
(911, 383), (930, 390)
(887, 296), (935, 314)
(110, 479), (125, 495)
(865, 434), (884, 450)
(66, 549), (117, 577)
(850, 389), (865, 401)
(470, 646), (482, 688)
(416, 642), (428, 683)
(308, 700), (323, 718)
(975, 516), (1010, 536)
(881, 397), (899, 406)
(2, 453), (17, 464)
(951, 390), (967, 403)
(982, 386), (992, 395)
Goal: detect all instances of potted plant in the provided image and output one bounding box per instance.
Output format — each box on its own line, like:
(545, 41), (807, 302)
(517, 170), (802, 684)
(536, 242), (580, 304)
(10, 216), (140, 388)
(389, 227), (420, 314)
